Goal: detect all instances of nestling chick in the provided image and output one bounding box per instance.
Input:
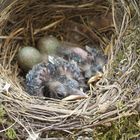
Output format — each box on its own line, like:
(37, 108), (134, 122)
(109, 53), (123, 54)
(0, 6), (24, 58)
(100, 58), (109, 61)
(43, 40), (107, 80)
(26, 56), (87, 99)
(45, 76), (87, 99)
(55, 42), (95, 80)
(84, 46), (108, 79)
(57, 41), (93, 64)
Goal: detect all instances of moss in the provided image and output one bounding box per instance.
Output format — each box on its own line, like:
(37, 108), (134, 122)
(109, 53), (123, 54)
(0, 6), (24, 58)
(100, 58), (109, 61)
(0, 106), (6, 124)
(5, 128), (17, 140)
(38, 115), (140, 140)
(93, 115), (140, 140)
(0, 106), (17, 140)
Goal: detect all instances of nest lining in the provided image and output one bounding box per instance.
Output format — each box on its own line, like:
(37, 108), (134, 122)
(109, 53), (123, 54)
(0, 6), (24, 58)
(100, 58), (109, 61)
(0, 0), (140, 138)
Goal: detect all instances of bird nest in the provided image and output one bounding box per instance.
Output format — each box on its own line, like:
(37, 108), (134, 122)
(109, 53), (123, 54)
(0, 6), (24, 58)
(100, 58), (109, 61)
(0, 0), (140, 139)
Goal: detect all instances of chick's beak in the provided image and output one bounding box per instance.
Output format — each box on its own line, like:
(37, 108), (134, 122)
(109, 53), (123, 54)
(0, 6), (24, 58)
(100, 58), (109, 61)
(87, 71), (103, 84)
(62, 90), (88, 101)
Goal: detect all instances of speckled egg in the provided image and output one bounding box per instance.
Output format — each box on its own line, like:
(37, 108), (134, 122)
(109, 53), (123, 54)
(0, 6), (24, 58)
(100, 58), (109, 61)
(17, 46), (42, 71)
(37, 36), (60, 55)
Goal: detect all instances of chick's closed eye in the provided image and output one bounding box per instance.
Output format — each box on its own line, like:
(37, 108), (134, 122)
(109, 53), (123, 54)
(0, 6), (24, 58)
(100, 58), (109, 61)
(55, 85), (67, 99)
(47, 81), (67, 99)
